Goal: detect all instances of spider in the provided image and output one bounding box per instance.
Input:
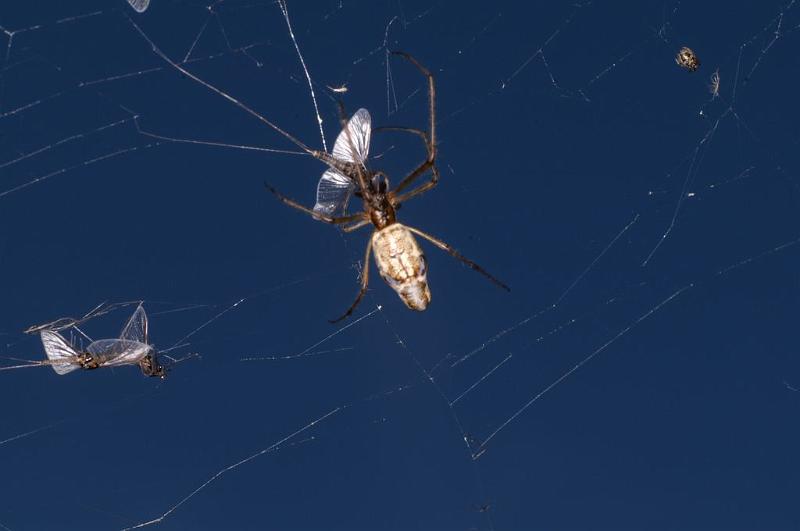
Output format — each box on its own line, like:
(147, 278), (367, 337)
(675, 46), (700, 72)
(264, 52), (510, 322)
(126, 30), (510, 322)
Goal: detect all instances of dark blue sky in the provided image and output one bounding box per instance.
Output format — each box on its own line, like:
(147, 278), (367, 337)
(2, 1), (799, 530)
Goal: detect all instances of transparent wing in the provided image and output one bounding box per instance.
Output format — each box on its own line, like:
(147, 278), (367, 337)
(127, 0), (150, 13)
(120, 304), (148, 344)
(313, 168), (355, 217)
(86, 339), (151, 367)
(332, 108), (371, 164)
(312, 109), (371, 217)
(40, 331), (81, 375)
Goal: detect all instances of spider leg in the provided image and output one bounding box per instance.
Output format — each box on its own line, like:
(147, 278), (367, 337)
(330, 239), (373, 323)
(381, 52), (438, 199)
(375, 126), (438, 198)
(391, 52), (436, 150)
(393, 164), (440, 204)
(342, 219), (372, 233)
(373, 126), (431, 157)
(405, 225), (510, 292)
(264, 182), (366, 225)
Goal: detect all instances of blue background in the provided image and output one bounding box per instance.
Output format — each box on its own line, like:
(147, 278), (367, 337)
(1, 1), (799, 530)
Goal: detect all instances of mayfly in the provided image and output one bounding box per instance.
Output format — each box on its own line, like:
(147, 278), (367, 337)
(128, 22), (510, 321)
(40, 305), (165, 377)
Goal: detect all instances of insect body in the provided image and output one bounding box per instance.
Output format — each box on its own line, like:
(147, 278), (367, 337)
(675, 46), (700, 72)
(39, 305), (165, 377)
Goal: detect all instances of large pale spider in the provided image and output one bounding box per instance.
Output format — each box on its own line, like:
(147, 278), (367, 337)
(128, 27), (509, 321)
(264, 52), (510, 321)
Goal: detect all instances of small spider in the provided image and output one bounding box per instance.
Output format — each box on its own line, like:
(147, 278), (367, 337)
(675, 46), (700, 72)
(265, 52), (510, 321)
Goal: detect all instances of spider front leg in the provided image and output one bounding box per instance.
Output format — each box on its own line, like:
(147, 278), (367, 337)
(391, 51), (436, 152)
(342, 219), (371, 233)
(375, 126), (438, 200)
(264, 182), (367, 225)
(380, 51), (439, 201)
(406, 225), (510, 292)
(393, 164), (440, 204)
(330, 239), (373, 323)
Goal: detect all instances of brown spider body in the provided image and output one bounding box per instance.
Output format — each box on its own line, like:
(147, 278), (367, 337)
(364, 178), (396, 229)
(371, 223), (431, 311)
(675, 46), (700, 72)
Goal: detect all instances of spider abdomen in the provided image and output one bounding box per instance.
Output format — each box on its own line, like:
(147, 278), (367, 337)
(372, 223), (431, 311)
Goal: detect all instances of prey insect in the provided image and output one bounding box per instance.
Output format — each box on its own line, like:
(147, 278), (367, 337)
(39, 304), (165, 377)
(128, 25), (509, 321)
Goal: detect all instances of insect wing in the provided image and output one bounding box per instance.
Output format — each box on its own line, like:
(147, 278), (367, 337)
(120, 304), (148, 344)
(86, 339), (151, 367)
(312, 109), (371, 216)
(127, 0), (150, 12)
(332, 108), (371, 164)
(313, 168), (355, 216)
(40, 331), (81, 375)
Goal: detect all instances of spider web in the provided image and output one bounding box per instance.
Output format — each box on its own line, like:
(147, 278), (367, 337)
(1, 1), (799, 529)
